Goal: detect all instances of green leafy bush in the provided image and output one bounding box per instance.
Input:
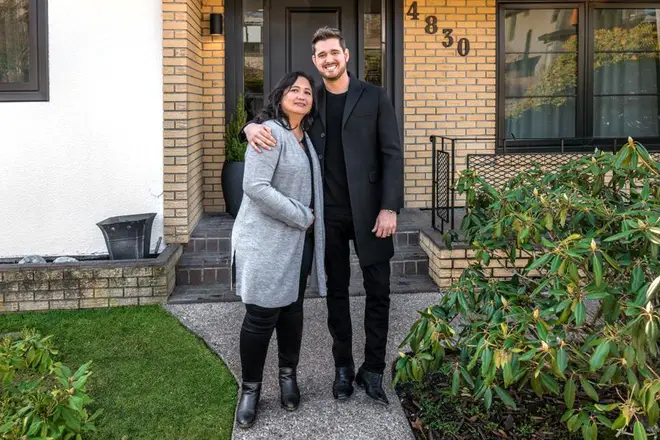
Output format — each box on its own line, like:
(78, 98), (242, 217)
(396, 138), (660, 440)
(226, 94), (248, 162)
(1, 329), (101, 439)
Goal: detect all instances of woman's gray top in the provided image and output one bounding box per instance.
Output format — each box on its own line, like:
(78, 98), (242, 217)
(231, 119), (326, 308)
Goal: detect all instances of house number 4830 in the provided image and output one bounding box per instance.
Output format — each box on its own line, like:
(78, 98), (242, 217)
(406, 1), (471, 57)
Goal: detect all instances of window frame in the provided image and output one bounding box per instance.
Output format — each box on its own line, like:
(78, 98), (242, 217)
(496, 0), (660, 148)
(0, 0), (49, 102)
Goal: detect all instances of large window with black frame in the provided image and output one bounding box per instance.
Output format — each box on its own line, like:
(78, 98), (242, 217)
(499, 2), (660, 147)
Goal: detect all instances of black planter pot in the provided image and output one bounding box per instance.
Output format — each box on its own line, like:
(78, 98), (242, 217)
(222, 160), (245, 218)
(96, 213), (157, 260)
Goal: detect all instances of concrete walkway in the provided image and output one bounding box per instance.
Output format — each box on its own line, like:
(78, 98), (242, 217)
(166, 292), (442, 440)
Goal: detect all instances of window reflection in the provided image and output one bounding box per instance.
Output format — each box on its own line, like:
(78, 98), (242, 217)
(593, 8), (660, 137)
(243, 0), (264, 120)
(0, 0), (30, 84)
(504, 8), (578, 139)
(364, 0), (382, 86)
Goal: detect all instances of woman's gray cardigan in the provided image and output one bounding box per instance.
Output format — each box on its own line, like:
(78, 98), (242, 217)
(231, 119), (326, 308)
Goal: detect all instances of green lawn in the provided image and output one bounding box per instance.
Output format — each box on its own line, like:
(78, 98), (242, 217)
(0, 305), (237, 440)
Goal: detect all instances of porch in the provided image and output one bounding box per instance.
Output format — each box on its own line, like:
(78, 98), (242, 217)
(168, 208), (439, 304)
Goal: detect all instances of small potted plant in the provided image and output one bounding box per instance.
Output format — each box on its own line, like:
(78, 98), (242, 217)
(222, 94), (248, 218)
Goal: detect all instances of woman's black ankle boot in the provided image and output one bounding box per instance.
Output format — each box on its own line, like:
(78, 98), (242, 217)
(236, 382), (261, 428)
(279, 367), (300, 411)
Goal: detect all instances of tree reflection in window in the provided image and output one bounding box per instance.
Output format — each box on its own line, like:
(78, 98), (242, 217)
(503, 5), (660, 139)
(243, 0), (263, 120)
(364, 0), (382, 86)
(0, 0), (29, 84)
(504, 8), (579, 139)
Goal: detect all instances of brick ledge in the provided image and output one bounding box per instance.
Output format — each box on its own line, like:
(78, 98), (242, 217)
(0, 244), (183, 313)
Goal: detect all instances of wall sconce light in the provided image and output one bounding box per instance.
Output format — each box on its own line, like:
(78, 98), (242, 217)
(210, 13), (223, 35)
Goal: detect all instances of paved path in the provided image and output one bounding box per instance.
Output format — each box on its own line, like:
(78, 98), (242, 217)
(166, 292), (442, 440)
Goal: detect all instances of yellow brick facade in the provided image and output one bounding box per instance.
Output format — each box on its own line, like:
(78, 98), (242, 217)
(161, 0), (500, 242)
(420, 232), (531, 288)
(403, 0), (497, 208)
(202, 1), (227, 214)
(163, 0), (226, 244)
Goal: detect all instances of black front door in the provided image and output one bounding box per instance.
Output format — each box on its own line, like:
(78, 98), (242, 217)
(227, 0), (398, 121)
(266, 0), (358, 94)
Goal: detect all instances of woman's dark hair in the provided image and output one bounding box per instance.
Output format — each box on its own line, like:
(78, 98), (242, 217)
(254, 71), (317, 131)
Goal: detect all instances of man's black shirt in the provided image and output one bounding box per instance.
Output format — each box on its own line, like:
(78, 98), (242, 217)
(324, 91), (351, 218)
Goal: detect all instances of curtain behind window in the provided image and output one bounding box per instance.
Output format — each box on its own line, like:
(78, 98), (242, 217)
(593, 8), (660, 137)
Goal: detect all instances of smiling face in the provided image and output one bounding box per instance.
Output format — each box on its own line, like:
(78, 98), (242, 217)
(280, 75), (314, 120)
(312, 38), (350, 82)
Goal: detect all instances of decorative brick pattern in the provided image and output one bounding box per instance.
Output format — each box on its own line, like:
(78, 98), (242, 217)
(403, 0), (497, 208)
(0, 246), (183, 313)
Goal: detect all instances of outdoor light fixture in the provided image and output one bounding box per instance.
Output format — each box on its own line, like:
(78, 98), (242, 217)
(210, 13), (223, 35)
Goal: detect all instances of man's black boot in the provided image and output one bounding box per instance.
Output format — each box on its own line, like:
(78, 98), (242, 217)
(332, 365), (355, 400)
(279, 367), (300, 411)
(356, 367), (389, 405)
(236, 382), (261, 428)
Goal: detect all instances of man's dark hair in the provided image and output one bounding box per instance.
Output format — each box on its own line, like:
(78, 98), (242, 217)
(254, 71), (317, 131)
(311, 26), (346, 55)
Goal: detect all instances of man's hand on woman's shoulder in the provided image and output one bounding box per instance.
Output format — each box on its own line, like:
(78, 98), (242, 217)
(245, 123), (278, 153)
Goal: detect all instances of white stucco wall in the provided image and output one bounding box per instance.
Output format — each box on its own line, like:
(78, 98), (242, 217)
(0, 0), (164, 258)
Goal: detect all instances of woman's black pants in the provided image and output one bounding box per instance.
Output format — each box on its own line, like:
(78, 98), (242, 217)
(240, 232), (314, 383)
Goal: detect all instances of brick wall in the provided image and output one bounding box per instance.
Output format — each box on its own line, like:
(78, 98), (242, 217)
(403, 0), (497, 208)
(420, 232), (529, 288)
(163, 0), (225, 244)
(202, 1), (226, 213)
(0, 246), (182, 313)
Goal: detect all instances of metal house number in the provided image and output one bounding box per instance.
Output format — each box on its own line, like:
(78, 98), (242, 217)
(406, 1), (471, 57)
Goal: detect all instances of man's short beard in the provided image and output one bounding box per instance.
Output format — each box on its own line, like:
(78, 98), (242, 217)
(320, 64), (347, 81)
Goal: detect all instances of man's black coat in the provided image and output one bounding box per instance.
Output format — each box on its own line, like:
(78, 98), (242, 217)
(244, 72), (404, 267)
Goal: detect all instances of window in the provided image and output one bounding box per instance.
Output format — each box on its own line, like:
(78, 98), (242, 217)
(242, 0), (263, 120)
(499, 2), (660, 142)
(364, 0), (383, 87)
(0, 0), (48, 102)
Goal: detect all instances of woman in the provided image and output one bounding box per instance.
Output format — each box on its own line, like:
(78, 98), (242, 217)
(231, 71), (326, 429)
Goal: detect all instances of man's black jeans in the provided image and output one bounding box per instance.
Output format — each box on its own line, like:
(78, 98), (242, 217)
(324, 213), (391, 374)
(240, 232), (314, 383)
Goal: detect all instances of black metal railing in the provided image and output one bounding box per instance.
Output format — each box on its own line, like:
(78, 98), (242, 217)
(430, 136), (452, 233)
(430, 136), (660, 234)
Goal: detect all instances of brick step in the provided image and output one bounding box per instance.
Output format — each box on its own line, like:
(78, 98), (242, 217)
(184, 229), (421, 254)
(190, 213), (234, 239)
(167, 275), (440, 304)
(350, 247), (428, 279)
(176, 252), (231, 286)
(189, 209), (426, 238)
(176, 247), (429, 286)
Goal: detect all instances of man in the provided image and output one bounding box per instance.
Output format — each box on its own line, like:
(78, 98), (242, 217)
(242, 26), (403, 405)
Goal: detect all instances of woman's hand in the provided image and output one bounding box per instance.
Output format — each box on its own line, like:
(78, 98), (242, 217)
(245, 123), (277, 152)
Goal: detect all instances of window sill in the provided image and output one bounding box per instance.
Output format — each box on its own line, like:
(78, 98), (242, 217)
(0, 89), (50, 103)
